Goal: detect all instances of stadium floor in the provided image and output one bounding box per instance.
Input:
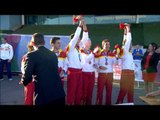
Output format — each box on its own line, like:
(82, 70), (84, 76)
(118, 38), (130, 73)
(0, 75), (152, 105)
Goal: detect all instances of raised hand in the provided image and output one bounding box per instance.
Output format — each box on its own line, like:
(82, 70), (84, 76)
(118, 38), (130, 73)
(73, 15), (84, 24)
(120, 23), (131, 33)
(93, 46), (100, 54)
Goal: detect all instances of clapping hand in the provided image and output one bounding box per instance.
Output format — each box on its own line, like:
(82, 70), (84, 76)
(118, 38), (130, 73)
(136, 52), (140, 56)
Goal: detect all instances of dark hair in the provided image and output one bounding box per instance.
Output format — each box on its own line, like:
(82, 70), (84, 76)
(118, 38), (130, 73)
(70, 33), (74, 40)
(149, 42), (158, 50)
(50, 37), (60, 44)
(32, 33), (45, 46)
(2, 37), (7, 41)
(102, 39), (110, 48)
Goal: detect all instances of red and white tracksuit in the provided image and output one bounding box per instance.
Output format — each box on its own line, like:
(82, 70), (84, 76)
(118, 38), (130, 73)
(21, 54), (34, 105)
(96, 50), (119, 105)
(116, 32), (135, 104)
(81, 49), (95, 105)
(65, 26), (88, 105)
(53, 49), (68, 86)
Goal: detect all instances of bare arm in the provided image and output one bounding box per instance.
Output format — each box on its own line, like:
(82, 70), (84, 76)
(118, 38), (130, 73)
(122, 24), (132, 52)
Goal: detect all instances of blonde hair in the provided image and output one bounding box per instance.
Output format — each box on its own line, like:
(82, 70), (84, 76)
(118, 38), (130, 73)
(102, 39), (110, 48)
(27, 42), (34, 52)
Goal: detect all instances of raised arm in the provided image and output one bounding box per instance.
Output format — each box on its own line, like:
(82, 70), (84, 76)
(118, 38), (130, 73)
(68, 25), (82, 51)
(67, 16), (86, 52)
(122, 24), (132, 52)
(79, 20), (89, 49)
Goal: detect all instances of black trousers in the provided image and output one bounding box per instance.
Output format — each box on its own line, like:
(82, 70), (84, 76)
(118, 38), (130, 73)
(0, 59), (12, 79)
(47, 97), (65, 105)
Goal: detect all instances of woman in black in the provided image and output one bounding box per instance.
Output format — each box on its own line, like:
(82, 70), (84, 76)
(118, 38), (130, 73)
(141, 43), (159, 94)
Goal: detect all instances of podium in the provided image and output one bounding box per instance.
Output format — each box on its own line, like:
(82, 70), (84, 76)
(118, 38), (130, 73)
(139, 96), (160, 105)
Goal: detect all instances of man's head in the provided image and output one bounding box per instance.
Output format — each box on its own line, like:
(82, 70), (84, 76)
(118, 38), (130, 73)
(31, 33), (45, 49)
(84, 38), (92, 50)
(135, 44), (140, 49)
(50, 37), (61, 50)
(1, 37), (7, 44)
(70, 33), (81, 47)
(102, 39), (110, 51)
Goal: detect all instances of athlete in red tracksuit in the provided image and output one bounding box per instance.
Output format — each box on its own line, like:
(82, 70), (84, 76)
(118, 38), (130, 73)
(65, 16), (89, 105)
(50, 37), (68, 86)
(94, 40), (119, 105)
(81, 37), (96, 105)
(20, 43), (35, 105)
(116, 23), (135, 104)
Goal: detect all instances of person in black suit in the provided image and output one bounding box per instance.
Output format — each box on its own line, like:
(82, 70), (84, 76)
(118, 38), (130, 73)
(21, 33), (65, 105)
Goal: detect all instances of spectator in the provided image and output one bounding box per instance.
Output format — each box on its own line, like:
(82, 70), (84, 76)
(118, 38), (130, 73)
(0, 37), (13, 81)
(141, 42), (159, 95)
(132, 44), (143, 60)
(132, 44), (143, 81)
(155, 46), (160, 84)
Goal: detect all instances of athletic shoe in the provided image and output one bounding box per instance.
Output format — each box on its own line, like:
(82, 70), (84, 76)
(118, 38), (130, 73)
(9, 78), (13, 81)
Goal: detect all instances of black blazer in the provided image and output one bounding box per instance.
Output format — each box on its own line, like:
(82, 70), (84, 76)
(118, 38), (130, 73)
(22, 46), (65, 105)
(141, 51), (159, 73)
